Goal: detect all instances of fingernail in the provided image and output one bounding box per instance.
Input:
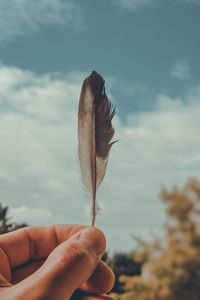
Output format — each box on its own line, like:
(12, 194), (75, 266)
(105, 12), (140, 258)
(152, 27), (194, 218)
(79, 227), (106, 257)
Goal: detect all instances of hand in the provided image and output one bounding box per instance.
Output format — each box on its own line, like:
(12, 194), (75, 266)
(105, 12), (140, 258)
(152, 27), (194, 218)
(0, 225), (115, 300)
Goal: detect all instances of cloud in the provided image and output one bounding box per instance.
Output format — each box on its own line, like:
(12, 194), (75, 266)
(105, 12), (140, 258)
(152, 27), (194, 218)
(113, 0), (157, 11)
(1, 64), (200, 252)
(9, 205), (66, 225)
(170, 59), (190, 80)
(113, 0), (200, 11)
(0, 0), (82, 44)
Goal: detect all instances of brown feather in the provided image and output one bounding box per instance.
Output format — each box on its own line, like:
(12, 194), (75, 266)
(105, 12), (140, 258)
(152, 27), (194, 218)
(78, 71), (116, 226)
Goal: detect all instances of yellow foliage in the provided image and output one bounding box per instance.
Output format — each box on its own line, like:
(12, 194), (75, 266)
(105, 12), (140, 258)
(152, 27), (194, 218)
(112, 180), (200, 300)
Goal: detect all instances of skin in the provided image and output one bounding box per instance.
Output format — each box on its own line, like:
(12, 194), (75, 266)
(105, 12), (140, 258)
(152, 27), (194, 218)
(0, 225), (115, 300)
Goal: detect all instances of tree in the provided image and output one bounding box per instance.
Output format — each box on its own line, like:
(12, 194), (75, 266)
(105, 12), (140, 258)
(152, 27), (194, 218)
(111, 179), (200, 300)
(108, 253), (142, 293)
(0, 202), (27, 234)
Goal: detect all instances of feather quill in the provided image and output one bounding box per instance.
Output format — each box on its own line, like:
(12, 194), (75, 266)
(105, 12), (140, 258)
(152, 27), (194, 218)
(78, 71), (116, 226)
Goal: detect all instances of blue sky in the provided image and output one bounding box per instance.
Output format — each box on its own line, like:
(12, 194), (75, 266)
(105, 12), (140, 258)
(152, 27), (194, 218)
(0, 0), (200, 252)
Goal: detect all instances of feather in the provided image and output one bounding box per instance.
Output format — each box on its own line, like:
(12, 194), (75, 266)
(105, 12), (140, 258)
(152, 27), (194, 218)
(78, 71), (116, 226)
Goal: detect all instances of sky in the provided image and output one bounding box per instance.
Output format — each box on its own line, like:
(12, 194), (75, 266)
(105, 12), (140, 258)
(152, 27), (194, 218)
(0, 0), (200, 252)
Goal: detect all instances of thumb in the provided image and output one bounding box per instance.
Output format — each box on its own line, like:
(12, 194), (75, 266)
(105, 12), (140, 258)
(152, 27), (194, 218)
(33, 227), (105, 300)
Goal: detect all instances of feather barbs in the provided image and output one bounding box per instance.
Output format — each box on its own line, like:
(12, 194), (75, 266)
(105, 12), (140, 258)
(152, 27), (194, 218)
(78, 71), (116, 226)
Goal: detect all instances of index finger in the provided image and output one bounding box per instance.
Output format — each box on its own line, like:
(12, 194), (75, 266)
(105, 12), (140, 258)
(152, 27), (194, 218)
(0, 224), (88, 269)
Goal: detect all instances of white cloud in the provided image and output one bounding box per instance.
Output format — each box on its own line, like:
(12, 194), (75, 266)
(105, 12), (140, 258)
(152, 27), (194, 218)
(113, 0), (155, 10)
(1, 64), (200, 252)
(113, 0), (200, 11)
(170, 59), (190, 80)
(0, 0), (81, 44)
(9, 205), (66, 225)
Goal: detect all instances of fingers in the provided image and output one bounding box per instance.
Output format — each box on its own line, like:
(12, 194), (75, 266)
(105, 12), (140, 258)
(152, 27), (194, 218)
(12, 259), (115, 295)
(0, 274), (12, 288)
(8, 226), (114, 295)
(11, 259), (45, 284)
(12, 261), (114, 297)
(81, 261), (115, 294)
(0, 224), (88, 269)
(0, 247), (11, 282)
(37, 227), (106, 298)
(9, 227), (106, 300)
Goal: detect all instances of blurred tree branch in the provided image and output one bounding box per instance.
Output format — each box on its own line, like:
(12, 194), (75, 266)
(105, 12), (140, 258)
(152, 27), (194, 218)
(111, 179), (200, 300)
(0, 202), (27, 234)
